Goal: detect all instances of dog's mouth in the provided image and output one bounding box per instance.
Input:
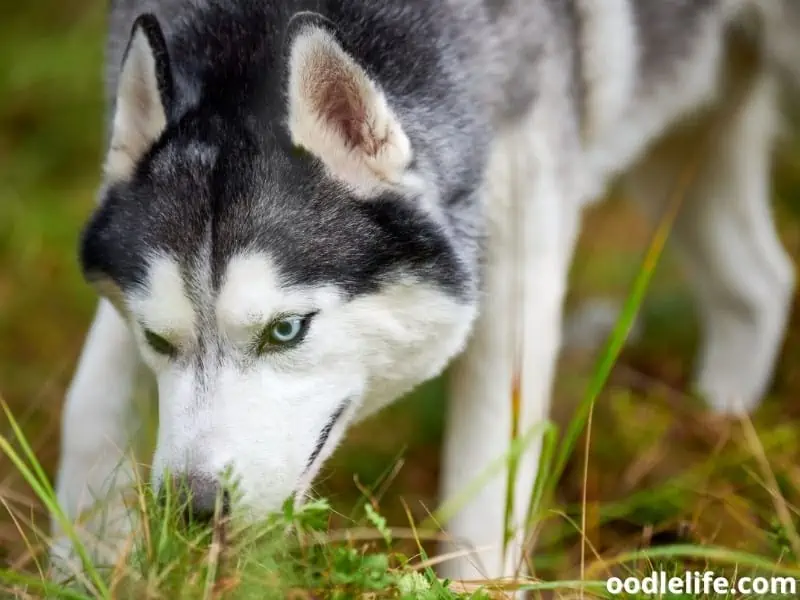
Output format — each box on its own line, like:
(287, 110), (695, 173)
(306, 399), (351, 470)
(293, 398), (352, 505)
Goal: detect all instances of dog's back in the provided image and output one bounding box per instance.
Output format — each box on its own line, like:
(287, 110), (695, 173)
(103, 0), (800, 190)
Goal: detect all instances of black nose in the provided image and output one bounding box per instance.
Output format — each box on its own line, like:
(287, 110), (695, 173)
(166, 473), (230, 524)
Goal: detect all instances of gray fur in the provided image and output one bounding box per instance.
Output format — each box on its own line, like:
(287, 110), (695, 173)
(631, 0), (720, 80)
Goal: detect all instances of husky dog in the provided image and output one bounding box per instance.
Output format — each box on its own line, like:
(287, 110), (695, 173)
(53, 0), (799, 585)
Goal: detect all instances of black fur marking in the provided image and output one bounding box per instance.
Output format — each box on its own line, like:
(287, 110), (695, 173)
(82, 109), (471, 300)
(305, 400), (350, 472)
(83, 1), (484, 306)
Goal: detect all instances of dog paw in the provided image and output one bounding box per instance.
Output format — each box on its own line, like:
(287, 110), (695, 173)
(50, 455), (140, 583)
(49, 502), (138, 584)
(694, 377), (764, 416)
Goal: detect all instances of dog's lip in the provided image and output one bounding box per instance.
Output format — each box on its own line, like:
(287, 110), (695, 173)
(305, 398), (351, 470)
(292, 397), (352, 503)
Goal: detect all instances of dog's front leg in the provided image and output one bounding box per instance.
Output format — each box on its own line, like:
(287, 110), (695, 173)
(51, 299), (142, 578)
(439, 112), (582, 589)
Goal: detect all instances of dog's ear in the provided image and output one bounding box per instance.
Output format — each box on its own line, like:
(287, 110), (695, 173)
(287, 27), (413, 197)
(106, 14), (174, 181)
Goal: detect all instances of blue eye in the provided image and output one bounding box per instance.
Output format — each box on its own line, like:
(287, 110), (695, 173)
(257, 314), (313, 353)
(270, 317), (303, 343)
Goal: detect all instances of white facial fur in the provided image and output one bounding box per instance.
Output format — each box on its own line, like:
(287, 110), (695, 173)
(128, 253), (475, 516)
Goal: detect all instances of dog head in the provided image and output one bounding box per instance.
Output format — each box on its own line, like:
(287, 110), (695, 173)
(80, 14), (481, 517)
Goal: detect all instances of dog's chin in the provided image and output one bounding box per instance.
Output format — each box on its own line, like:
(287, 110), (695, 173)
(292, 459), (329, 509)
(293, 486), (312, 509)
(291, 396), (356, 507)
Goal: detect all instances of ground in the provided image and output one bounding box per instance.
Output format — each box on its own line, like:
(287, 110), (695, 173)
(2, 3), (800, 598)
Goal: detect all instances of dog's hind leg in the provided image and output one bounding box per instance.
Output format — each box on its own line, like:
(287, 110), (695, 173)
(624, 64), (794, 414)
(439, 104), (582, 586)
(50, 299), (143, 578)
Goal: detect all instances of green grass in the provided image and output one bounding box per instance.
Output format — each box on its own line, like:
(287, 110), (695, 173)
(5, 391), (799, 599)
(3, 2), (800, 599)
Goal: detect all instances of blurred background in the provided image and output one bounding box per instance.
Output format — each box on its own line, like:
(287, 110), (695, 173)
(2, 1), (800, 582)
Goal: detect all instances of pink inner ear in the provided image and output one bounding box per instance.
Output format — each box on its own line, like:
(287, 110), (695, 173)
(306, 57), (379, 155)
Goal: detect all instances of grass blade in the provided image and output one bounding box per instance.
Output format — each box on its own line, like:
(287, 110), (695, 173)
(545, 126), (713, 510)
(0, 397), (110, 598)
